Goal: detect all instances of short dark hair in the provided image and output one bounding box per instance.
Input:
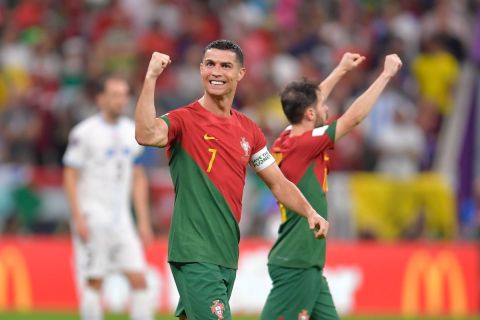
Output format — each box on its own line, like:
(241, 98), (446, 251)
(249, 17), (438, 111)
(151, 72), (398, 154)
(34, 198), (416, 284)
(93, 74), (130, 96)
(203, 39), (244, 66)
(280, 79), (320, 124)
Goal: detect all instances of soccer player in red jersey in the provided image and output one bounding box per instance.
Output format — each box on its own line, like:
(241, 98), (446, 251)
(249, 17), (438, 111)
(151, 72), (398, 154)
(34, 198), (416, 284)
(135, 39), (329, 320)
(260, 53), (402, 320)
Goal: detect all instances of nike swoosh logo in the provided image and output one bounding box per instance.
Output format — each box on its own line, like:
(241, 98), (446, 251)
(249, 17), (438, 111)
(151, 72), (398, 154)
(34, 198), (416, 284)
(204, 133), (216, 140)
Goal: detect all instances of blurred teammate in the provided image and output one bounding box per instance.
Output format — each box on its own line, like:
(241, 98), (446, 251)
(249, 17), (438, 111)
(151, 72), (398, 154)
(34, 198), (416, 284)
(261, 53), (403, 320)
(63, 75), (154, 320)
(135, 39), (329, 320)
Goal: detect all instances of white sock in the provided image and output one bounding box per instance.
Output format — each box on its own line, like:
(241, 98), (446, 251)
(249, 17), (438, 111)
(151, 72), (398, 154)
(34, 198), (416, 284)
(130, 290), (153, 320)
(80, 286), (102, 320)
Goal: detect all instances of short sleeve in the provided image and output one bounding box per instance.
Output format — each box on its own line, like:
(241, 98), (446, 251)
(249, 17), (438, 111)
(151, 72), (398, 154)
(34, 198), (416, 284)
(133, 144), (145, 164)
(249, 122), (275, 172)
(250, 121), (268, 154)
(307, 121), (336, 158)
(63, 127), (86, 168)
(160, 109), (183, 147)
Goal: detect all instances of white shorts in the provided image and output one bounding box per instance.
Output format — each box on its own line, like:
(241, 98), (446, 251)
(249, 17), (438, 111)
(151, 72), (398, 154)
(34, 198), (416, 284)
(73, 221), (146, 279)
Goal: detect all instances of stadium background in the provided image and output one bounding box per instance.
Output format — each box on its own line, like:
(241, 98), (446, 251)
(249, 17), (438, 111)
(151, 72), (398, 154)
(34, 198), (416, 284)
(0, 0), (479, 319)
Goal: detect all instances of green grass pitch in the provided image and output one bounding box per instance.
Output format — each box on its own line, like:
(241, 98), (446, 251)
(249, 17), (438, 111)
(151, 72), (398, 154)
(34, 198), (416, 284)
(0, 312), (479, 320)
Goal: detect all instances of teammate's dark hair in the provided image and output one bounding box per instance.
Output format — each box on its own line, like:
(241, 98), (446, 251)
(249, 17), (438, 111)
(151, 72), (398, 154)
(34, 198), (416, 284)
(280, 79), (320, 124)
(203, 39), (244, 66)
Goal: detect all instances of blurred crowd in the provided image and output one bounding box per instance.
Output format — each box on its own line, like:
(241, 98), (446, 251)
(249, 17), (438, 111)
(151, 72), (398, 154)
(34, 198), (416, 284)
(0, 0), (478, 240)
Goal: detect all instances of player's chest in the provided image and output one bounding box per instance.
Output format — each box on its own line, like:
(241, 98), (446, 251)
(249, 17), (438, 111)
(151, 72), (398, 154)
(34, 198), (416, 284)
(180, 121), (254, 168)
(86, 127), (136, 162)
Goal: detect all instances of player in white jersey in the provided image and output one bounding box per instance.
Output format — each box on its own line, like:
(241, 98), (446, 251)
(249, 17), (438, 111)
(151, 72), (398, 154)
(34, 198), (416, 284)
(63, 75), (154, 320)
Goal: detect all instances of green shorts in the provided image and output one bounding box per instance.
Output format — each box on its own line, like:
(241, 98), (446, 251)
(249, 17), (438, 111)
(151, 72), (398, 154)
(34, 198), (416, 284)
(261, 265), (339, 320)
(169, 262), (236, 320)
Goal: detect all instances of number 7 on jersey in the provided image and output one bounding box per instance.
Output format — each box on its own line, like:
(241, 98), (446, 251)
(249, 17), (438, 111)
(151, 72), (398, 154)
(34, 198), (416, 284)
(207, 148), (217, 173)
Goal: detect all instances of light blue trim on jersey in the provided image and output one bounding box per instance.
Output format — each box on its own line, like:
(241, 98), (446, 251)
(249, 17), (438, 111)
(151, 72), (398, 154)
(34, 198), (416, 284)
(134, 152), (146, 165)
(62, 158), (83, 169)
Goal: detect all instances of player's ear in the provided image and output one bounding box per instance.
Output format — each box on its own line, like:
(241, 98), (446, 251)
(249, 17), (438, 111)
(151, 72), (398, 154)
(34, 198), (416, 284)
(237, 67), (246, 81)
(305, 107), (315, 121)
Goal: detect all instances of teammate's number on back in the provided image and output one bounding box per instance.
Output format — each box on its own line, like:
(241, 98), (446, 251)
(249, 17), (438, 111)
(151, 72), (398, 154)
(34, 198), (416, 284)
(272, 152), (283, 165)
(279, 203), (287, 223)
(207, 148), (217, 173)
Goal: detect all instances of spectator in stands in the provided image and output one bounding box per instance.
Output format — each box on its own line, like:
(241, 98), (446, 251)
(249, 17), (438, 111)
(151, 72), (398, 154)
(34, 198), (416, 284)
(375, 104), (425, 179)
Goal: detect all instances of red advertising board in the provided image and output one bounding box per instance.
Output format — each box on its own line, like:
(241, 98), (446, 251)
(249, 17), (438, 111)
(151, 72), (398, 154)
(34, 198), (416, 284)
(0, 237), (478, 316)
(322, 241), (479, 316)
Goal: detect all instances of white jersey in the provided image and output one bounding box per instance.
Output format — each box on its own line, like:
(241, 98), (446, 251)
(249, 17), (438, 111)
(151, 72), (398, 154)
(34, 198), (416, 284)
(63, 114), (143, 225)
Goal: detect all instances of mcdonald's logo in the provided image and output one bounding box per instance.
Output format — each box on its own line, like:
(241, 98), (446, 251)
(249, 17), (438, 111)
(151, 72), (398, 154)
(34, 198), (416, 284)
(0, 246), (32, 311)
(402, 250), (467, 316)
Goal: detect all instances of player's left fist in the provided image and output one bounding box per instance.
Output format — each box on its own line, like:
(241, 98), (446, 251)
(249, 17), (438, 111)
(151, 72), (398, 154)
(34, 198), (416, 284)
(383, 54), (402, 78)
(307, 211), (329, 239)
(339, 52), (366, 72)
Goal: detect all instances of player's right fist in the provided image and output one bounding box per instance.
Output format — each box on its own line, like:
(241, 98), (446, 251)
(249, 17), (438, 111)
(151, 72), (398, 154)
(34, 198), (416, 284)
(307, 211), (329, 239)
(339, 52), (366, 72)
(146, 52), (171, 78)
(383, 54), (402, 78)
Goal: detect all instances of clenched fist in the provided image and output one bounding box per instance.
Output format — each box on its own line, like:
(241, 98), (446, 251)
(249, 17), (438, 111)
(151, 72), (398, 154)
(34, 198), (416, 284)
(338, 52), (366, 72)
(383, 54), (402, 78)
(146, 52), (171, 78)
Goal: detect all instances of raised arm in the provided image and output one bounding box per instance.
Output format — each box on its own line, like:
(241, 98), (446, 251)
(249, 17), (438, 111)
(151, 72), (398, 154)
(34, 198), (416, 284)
(257, 163), (329, 238)
(135, 52), (172, 148)
(319, 52), (365, 100)
(335, 54), (402, 141)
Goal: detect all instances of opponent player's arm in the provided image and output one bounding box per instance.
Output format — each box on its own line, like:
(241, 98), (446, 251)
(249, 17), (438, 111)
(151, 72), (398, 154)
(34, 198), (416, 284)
(63, 166), (89, 241)
(132, 165), (153, 244)
(257, 163), (329, 238)
(135, 52), (172, 148)
(335, 54), (402, 141)
(319, 52), (365, 100)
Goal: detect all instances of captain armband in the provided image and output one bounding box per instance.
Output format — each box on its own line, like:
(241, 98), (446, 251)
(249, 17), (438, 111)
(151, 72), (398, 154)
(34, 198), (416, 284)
(250, 146), (275, 172)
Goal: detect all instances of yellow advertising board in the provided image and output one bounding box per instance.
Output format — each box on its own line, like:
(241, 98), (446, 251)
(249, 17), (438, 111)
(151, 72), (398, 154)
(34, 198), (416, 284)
(402, 250), (466, 315)
(0, 246), (32, 311)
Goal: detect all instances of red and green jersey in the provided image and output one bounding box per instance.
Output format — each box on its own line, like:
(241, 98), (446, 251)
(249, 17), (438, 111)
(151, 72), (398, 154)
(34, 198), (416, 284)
(161, 101), (273, 269)
(268, 122), (336, 269)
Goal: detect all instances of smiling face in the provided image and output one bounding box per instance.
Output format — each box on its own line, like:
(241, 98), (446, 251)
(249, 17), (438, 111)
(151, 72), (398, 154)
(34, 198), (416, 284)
(200, 48), (245, 98)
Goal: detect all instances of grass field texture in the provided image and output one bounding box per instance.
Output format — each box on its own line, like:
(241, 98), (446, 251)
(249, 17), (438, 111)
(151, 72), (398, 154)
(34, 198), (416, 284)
(1, 313), (479, 320)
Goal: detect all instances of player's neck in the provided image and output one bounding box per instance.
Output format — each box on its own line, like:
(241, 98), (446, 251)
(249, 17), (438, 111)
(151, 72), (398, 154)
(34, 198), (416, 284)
(198, 94), (233, 117)
(101, 111), (120, 124)
(289, 121), (314, 137)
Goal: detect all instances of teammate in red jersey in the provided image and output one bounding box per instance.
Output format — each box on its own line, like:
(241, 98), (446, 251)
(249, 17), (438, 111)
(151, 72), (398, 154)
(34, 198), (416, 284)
(261, 53), (402, 320)
(135, 39), (329, 320)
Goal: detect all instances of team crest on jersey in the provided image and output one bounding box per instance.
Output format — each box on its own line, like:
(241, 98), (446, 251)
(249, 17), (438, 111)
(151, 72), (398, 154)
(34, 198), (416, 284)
(298, 309), (310, 320)
(240, 137), (250, 157)
(210, 299), (225, 319)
